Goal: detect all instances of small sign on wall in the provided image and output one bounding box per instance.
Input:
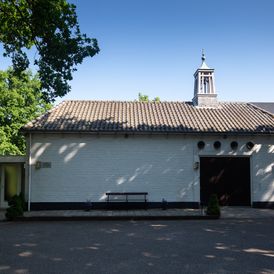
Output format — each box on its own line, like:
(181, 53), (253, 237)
(35, 161), (52, 169)
(42, 162), (51, 168)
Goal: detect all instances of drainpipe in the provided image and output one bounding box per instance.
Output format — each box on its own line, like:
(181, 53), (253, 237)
(27, 133), (32, 211)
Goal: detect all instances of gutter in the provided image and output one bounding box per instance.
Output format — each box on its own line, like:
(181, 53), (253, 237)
(20, 129), (274, 137)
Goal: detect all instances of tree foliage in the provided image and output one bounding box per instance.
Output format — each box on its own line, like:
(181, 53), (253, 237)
(0, 69), (51, 155)
(153, 96), (160, 102)
(138, 92), (149, 102)
(0, 0), (99, 102)
(138, 92), (160, 102)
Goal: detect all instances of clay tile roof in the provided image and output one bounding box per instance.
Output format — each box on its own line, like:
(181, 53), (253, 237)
(22, 100), (274, 134)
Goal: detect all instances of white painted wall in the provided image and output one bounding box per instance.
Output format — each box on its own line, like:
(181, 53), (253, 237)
(28, 134), (196, 203)
(26, 133), (274, 204)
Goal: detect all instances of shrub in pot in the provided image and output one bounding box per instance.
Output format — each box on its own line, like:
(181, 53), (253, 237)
(206, 194), (221, 217)
(5, 194), (25, 220)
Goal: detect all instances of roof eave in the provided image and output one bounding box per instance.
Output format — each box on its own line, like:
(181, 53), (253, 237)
(21, 129), (274, 136)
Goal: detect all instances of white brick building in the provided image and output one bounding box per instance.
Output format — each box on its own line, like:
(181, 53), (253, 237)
(21, 54), (274, 210)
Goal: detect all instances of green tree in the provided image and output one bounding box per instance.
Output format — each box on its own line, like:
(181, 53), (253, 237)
(138, 92), (149, 102)
(0, 69), (51, 155)
(138, 93), (160, 102)
(0, 0), (99, 102)
(153, 96), (160, 102)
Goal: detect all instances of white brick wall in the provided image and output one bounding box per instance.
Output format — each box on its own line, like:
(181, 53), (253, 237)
(29, 134), (195, 203)
(26, 133), (274, 203)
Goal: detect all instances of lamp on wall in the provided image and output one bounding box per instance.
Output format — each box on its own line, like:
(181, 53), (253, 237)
(193, 162), (199, 170)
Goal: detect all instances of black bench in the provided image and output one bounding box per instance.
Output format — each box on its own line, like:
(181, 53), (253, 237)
(106, 192), (148, 209)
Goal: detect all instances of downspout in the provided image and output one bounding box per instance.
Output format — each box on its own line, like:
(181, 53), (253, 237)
(27, 133), (32, 211)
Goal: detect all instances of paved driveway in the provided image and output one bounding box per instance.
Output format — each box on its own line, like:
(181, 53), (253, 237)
(0, 219), (274, 274)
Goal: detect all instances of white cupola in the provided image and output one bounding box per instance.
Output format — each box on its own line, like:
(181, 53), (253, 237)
(192, 50), (217, 107)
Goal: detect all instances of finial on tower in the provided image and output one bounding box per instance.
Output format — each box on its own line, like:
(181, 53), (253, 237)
(201, 49), (206, 62)
(200, 49), (209, 69)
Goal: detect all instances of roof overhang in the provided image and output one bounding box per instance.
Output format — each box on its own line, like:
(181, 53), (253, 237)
(0, 156), (26, 163)
(21, 130), (274, 137)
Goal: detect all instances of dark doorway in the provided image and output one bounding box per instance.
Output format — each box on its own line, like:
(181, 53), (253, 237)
(200, 157), (251, 206)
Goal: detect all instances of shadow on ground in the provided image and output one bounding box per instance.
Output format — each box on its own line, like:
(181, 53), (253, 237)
(0, 218), (274, 274)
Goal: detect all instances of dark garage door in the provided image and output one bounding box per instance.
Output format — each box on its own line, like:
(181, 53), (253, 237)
(200, 157), (251, 206)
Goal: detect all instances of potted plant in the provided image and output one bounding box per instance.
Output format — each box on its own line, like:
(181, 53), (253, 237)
(206, 194), (221, 217)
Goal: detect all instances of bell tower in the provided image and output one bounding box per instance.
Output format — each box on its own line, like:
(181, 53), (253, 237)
(192, 50), (217, 107)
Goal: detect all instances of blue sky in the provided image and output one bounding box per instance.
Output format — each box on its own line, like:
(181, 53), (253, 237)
(1, 0), (274, 103)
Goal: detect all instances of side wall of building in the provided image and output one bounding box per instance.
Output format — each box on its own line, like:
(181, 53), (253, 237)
(25, 133), (274, 208)
(27, 134), (196, 205)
